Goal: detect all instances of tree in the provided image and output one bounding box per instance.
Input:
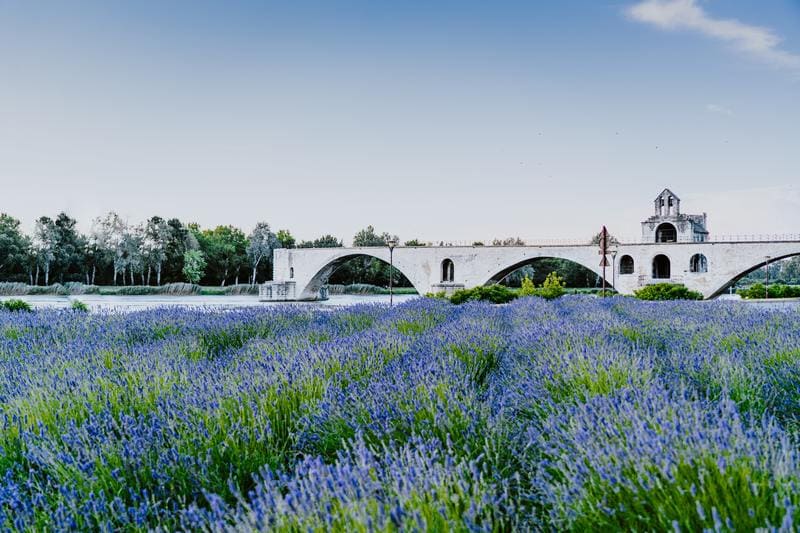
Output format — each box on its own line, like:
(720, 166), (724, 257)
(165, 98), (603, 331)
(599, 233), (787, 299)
(123, 226), (144, 285)
(590, 231), (619, 246)
(404, 239), (425, 247)
(275, 229), (295, 249)
(142, 216), (171, 285)
(83, 232), (102, 285)
(352, 225), (398, 247)
(0, 214), (30, 281)
(91, 212), (128, 285)
(155, 219), (195, 284)
(492, 237), (526, 246)
(200, 225), (248, 286)
(183, 250), (206, 284)
(297, 235), (343, 248)
(32, 217), (59, 285)
(52, 213), (86, 283)
(247, 223), (279, 284)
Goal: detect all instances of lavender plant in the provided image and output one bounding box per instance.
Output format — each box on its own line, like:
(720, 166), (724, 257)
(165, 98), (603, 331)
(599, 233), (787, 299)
(0, 297), (799, 530)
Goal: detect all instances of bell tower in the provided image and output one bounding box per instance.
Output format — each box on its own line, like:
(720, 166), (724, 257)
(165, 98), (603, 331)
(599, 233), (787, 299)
(654, 189), (680, 217)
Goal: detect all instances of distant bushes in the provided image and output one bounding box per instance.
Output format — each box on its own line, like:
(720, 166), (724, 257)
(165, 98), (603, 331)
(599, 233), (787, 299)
(199, 284), (260, 296)
(0, 282), (100, 296)
(221, 284), (260, 295)
(63, 282), (101, 295)
(446, 273), (567, 305)
(449, 285), (518, 304)
(519, 272), (566, 300)
(634, 283), (703, 301)
(0, 282), (30, 295)
(0, 282), (239, 296)
(327, 283), (418, 296)
(113, 283), (203, 296)
(738, 283), (800, 300)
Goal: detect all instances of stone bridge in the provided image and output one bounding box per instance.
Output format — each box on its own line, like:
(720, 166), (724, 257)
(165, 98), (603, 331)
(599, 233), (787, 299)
(263, 239), (800, 300)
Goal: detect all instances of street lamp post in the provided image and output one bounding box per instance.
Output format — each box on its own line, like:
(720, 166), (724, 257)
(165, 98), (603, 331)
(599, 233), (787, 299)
(765, 256), (771, 299)
(611, 249), (618, 294)
(387, 238), (398, 306)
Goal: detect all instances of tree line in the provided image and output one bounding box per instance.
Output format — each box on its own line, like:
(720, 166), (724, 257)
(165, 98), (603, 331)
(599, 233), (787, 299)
(0, 212), (638, 288)
(0, 212), (304, 286)
(0, 214), (422, 287)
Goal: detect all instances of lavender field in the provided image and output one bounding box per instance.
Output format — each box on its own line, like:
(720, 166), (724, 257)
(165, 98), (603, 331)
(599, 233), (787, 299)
(1, 297), (800, 530)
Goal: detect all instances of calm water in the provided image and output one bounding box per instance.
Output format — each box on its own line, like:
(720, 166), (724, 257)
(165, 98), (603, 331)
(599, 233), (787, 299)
(0, 293), (421, 311)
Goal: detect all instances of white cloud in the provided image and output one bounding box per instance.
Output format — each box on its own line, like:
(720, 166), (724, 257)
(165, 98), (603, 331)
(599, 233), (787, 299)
(705, 103), (733, 116)
(626, 0), (800, 71)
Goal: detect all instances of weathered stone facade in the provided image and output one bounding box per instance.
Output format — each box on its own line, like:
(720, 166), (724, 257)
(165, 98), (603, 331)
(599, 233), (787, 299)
(263, 189), (799, 301)
(641, 188), (708, 243)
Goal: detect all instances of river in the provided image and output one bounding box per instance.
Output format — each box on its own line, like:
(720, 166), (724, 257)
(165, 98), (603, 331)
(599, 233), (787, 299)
(0, 293), (421, 311)
(1, 294), (797, 312)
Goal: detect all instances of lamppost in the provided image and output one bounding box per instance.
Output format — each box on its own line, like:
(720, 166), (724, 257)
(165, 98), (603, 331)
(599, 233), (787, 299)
(765, 255), (771, 299)
(387, 238), (398, 306)
(611, 249), (618, 294)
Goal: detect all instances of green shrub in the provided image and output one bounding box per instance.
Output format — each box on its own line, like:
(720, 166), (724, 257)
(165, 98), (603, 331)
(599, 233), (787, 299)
(538, 271), (566, 300)
(450, 285), (517, 305)
(519, 276), (536, 296)
(634, 283), (703, 301)
(70, 299), (90, 312)
(425, 291), (448, 299)
(1, 299), (32, 312)
(518, 272), (566, 300)
(738, 283), (800, 299)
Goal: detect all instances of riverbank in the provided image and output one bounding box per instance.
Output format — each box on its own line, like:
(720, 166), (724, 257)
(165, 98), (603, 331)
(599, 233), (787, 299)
(0, 282), (258, 296)
(0, 293), (421, 311)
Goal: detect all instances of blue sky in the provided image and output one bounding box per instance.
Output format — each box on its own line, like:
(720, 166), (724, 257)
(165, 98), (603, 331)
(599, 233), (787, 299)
(1, 0), (798, 243)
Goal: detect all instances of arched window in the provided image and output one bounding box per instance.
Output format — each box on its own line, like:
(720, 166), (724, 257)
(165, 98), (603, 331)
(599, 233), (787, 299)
(655, 223), (677, 243)
(689, 254), (707, 273)
(652, 254), (671, 279)
(441, 259), (454, 282)
(619, 255), (635, 275)
(289, 267), (294, 279)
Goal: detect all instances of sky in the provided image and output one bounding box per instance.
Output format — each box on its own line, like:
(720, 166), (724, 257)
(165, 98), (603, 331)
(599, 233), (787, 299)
(1, 0), (798, 244)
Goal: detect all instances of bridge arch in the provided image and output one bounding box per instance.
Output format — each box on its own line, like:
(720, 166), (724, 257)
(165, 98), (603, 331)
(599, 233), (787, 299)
(708, 251), (800, 298)
(297, 251), (425, 300)
(483, 255), (611, 289)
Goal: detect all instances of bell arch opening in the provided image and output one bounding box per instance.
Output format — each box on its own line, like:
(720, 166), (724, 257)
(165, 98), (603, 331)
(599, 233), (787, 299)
(485, 256), (609, 289)
(655, 223), (677, 243)
(652, 254), (671, 279)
